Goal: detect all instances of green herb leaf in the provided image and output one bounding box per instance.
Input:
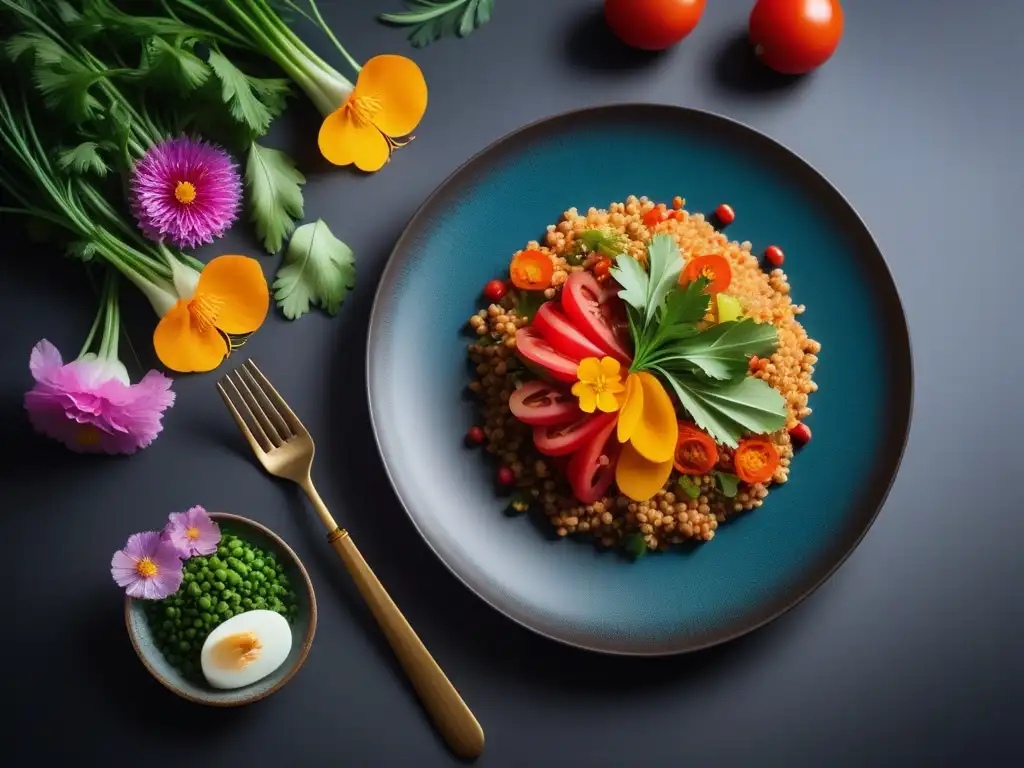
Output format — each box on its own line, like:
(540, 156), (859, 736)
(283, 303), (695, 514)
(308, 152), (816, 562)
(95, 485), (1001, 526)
(656, 319), (779, 382)
(715, 472), (740, 498)
(32, 64), (107, 122)
(380, 0), (494, 47)
(573, 229), (627, 260)
(5, 32), (66, 66)
(245, 142), (306, 254)
(658, 277), (710, 330)
(677, 475), (701, 499)
(273, 219), (355, 320)
(612, 253), (649, 312)
(623, 532), (648, 559)
(56, 142), (108, 177)
(207, 50), (274, 136)
(644, 234), (683, 326)
(655, 368), (787, 448)
(249, 77), (291, 121)
(512, 288), (546, 322)
(137, 37), (210, 94)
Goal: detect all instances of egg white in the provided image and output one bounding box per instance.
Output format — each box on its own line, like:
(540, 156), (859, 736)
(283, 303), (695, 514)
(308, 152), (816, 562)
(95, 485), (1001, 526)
(200, 609), (293, 690)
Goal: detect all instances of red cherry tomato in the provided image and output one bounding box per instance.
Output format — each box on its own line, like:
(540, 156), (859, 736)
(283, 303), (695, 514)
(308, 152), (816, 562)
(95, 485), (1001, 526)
(497, 466), (516, 487)
(750, 0), (844, 75)
(534, 411), (617, 458)
(566, 417), (621, 504)
(789, 422), (812, 445)
(514, 327), (581, 382)
(483, 279), (506, 303)
(642, 207), (667, 228)
(466, 425), (485, 445)
(561, 271), (633, 365)
(714, 203), (735, 225)
(532, 302), (608, 361)
(593, 258), (612, 280)
(508, 380), (581, 426)
(765, 245), (785, 267)
(604, 0), (707, 51)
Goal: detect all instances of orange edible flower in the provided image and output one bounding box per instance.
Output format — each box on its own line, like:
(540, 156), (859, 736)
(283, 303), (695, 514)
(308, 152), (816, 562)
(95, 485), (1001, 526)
(510, 250), (554, 291)
(613, 372), (680, 502)
(733, 436), (780, 484)
(674, 422), (719, 475)
(318, 55), (428, 172)
(153, 255), (269, 373)
(681, 254), (732, 295)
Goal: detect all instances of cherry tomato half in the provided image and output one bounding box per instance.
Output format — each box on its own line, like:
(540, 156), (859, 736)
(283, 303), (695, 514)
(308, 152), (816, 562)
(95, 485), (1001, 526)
(604, 0), (707, 51)
(561, 271), (633, 365)
(508, 380), (581, 426)
(533, 302), (608, 361)
(750, 0), (844, 75)
(533, 411), (617, 457)
(566, 417), (621, 504)
(514, 327), (581, 383)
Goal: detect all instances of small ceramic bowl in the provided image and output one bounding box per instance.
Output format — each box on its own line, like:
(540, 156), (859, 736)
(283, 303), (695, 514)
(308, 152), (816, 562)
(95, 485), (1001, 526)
(126, 512), (317, 706)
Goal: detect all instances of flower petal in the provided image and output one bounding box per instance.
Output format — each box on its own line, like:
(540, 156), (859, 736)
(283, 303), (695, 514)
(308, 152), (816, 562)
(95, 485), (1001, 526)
(629, 372), (678, 463)
(596, 390), (620, 413)
(577, 388), (597, 414)
(153, 301), (228, 373)
(195, 255), (269, 335)
(617, 374), (643, 444)
(354, 54), (427, 138)
(599, 357), (621, 378)
(615, 441), (674, 502)
(577, 357), (602, 382)
(318, 108), (391, 171)
(29, 339), (63, 384)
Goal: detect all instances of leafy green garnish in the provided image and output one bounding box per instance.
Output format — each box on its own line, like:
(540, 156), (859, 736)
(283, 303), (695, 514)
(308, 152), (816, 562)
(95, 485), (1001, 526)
(512, 288), (547, 322)
(677, 475), (701, 500)
(380, 0), (494, 47)
(572, 229), (628, 262)
(623, 532), (648, 559)
(715, 472), (740, 498)
(612, 234), (683, 329)
(57, 142), (108, 177)
(137, 36), (210, 94)
(653, 319), (780, 382)
(245, 142), (306, 254)
(273, 219), (356, 320)
(207, 50), (277, 137)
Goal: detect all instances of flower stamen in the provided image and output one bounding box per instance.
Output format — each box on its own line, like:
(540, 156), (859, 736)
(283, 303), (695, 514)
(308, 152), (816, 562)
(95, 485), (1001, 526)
(186, 526), (200, 541)
(187, 294), (223, 334)
(135, 558), (158, 579)
(76, 424), (101, 446)
(348, 95), (383, 127)
(174, 181), (197, 205)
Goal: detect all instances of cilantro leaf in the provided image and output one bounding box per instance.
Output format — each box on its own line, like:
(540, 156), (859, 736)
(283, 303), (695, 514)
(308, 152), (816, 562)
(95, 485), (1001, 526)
(57, 142), (108, 177)
(249, 77), (291, 121)
(33, 64), (106, 122)
(655, 368), (786, 448)
(137, 37), (210, 94)
(273, 219), (355, 320)
(623, 532), (648, 559)
(656, 319), (779, 382)
(644, 234), (683, 326)
(611, 253), (649, 312)
(207, 50), (274, 136)
(677, 475), (701, 499)
(380, 0), (494, 47)
(245, 142), (306, 254)
(716, 472), (740, 498)
(5, 32), (66, 66)
(573, 229), (627, 259)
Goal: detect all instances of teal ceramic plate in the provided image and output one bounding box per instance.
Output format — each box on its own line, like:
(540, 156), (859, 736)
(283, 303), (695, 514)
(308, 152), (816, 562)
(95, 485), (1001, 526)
(126, 512), (317, 704)
(367, 105), (912, 655)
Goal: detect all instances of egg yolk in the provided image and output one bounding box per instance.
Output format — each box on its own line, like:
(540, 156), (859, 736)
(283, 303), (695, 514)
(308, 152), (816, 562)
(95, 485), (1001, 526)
(211, 631), (263, 669)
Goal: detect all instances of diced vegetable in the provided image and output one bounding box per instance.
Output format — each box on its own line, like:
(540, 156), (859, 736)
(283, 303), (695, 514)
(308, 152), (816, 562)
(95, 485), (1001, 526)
(681, 254), (732, 296)
(673, 423), (719, 475)
(789, 422), (812, 445)
(733, 436), (780, 483)
(483, 280), (507, 302)
(714, 204), (735, 225)
(765, 245), (785, 267)
(510, 250), (554, 290)
(716, 293), (744, 323)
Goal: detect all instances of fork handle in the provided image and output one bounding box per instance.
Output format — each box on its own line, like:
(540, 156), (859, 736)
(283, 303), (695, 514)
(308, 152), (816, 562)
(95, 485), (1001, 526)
(325, 526), (485, 758)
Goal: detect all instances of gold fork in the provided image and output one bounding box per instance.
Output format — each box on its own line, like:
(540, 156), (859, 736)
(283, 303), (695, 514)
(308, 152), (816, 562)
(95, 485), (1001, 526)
(217, 360), (484, 759)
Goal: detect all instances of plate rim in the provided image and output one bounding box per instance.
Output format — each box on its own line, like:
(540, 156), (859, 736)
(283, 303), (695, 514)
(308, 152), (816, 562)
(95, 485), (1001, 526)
(366, 103), (915, 656)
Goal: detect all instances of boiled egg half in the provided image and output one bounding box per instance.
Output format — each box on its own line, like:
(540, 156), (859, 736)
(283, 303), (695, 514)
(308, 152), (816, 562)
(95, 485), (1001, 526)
(200, 610), (293, 689)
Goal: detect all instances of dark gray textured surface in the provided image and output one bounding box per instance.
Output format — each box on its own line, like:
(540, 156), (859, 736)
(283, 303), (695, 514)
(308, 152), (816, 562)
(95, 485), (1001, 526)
(4, 1), (1021, 765)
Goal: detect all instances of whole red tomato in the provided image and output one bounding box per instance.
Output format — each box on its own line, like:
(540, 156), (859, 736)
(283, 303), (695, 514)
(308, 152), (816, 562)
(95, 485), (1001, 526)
(749, 0), (844, 75)
(604, 0), (707, 51)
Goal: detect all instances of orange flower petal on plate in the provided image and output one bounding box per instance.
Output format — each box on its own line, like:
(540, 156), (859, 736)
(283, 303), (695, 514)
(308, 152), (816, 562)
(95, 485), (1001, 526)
(318, 108), (391, 171)
(615, 441), (674, 502)
(354, 54), (428, 138)
(195, 255), (269, 335)
(153, 301), (229, 373)
(617, 373), (643, 443)
(629, 372), (678, 463)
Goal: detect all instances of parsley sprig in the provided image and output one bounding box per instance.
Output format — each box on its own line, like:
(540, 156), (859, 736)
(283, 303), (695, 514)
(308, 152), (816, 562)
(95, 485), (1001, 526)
(380, 0), (494, 47)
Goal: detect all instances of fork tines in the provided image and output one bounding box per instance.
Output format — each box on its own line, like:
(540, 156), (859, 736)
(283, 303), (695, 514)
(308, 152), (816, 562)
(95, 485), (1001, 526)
(217, 360), (303, 454)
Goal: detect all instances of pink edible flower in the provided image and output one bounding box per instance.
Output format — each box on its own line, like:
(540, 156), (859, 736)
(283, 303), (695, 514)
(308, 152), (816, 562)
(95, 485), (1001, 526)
(111, 531), (184, 600)
(163, 506), (221, 558)
(24, 340), (175, 455)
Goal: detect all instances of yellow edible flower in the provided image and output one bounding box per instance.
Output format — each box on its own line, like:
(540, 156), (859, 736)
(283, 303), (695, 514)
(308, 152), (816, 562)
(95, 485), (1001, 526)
(614, 372), (680, 502)
(571, 357), (626, 414)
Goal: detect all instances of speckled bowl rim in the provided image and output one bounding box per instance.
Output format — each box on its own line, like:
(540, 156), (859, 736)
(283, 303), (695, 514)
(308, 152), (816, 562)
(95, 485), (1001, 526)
(366, 103), (914, 656)
(124, 512), (318, 706)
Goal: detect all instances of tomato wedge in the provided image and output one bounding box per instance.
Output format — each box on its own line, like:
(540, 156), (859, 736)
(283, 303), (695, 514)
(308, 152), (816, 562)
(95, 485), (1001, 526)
(561, 271), (632, 365)
(533, 302), (608, 361)
(533, 411), (616, 457)
(508, 381), (580, 426)
(566, 417), (621, 504)
(515, 327), (580, 382)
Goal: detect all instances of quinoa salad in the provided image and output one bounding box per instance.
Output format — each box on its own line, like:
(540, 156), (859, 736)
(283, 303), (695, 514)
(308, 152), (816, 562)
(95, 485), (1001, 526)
(465, 196), (820, 557)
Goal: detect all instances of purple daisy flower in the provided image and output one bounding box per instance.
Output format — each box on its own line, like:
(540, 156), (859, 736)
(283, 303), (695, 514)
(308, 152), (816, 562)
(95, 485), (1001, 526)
(24, 340), (175, 455)
(111, 531), (184, 600)
(130, 136), (242, 250)
(163, 506), (221, 558)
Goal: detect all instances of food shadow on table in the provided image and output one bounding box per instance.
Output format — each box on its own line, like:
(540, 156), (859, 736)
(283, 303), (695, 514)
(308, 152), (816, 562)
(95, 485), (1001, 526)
(560, 7), (671, 73)
(709, 30), (809, 97)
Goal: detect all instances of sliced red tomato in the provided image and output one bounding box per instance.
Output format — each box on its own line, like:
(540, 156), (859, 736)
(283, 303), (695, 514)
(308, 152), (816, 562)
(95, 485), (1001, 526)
(566, 417), (621, 504)
(561, 271), (632, 365)
(533, 302), (608, 362)
(533, 411), (617, 457)
(515, 327), (580, 382)
(508, 381), (580, 426)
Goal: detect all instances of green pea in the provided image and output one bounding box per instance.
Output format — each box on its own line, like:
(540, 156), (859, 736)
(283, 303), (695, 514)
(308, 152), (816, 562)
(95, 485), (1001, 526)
(200, 581), (212, 592)
(182, 572), (193, 583)
(262, 566), (274, 577)
(168, 632), (179, 643)
(217, 545), (230, 557)
(216, 601), (229, 613)
(253, 597), (266, 609)
(198, 596), (212, 611)
(241, 598), (253, 608)
(209, 556), (223, 568)
(179, 641), (191, 652)
(226, 571), (242, 586)
(279, 575), (290, 588)
(187, 582), (201, 598)
(258, 587), (267, 597)
(192, 618), (203, 629)
(229, 594), (242, 606)
(194, 557), (208, 568)
(200, 567), (213, 580)
(252, 558), (265, 570)
(222, 589), (234, 600)
(252, 571), (265, 584)
(213, 568), (227, 582)
(165, 606), (177, 618)
(230, 546), (244, 557)
(213, 581), (225, 591)
(239, 579), (251, 591)
(184, 628), (197, 640)
(222, 609), (235, 619)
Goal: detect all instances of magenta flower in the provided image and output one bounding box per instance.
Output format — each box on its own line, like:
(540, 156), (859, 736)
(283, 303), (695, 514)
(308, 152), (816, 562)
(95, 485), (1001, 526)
(130, 136), (242, 250)
(163, 506), (221, 558)
(24, 340), (175, 455)
(111, 531), (184, 600)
